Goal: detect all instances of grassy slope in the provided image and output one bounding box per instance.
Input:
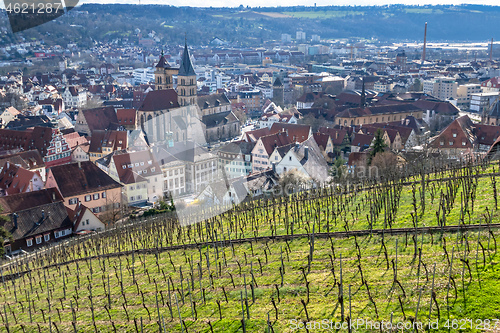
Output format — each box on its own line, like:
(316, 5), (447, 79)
(1, 165), (500, 332)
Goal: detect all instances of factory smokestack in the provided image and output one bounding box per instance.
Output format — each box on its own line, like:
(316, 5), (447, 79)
(490, 38), (494, 62)
(421, 22), (427, 65)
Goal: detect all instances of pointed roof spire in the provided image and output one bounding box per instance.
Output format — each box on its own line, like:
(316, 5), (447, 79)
(178, 38), (195, 77)
(155, 49), (170, 69)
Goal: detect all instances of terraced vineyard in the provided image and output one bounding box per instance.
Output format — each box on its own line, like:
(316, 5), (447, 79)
(1, 160), (500, 332)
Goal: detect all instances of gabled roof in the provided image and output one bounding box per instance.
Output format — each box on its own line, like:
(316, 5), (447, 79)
(217, 141), (256, 155)
(269, 123), (311, 143)
(202, 111), (237, 128)
(0, 162), (40, 195)
(197, 93), (230, 110)
(88, 130), (127, 153)
(0, 150), (45, 170)
(48, 161), (122, 197)
(351, 133), (374, 148)
(81, 106), (119, 133)
(244, 127), (271, 142)
(412, 100), (460, 115)
(428, 115), (476, 149)
(337, 103), (421, 118)
(313, 132), (330, 150)
(63, 130), (88, 149)
(318, 127), (349, 145)
(112, 150), (161, 184)
(117, 108), (137, 126)
(258, 132), (292, 155)
(0, 201), (73, 242)
(138, 89), (179, 111)
(178, 42), (195, 77)
(0, 188), (63, 215)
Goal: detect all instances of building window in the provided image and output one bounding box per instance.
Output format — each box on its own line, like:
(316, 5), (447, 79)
(36, 236), (42, 244)
(26, 238), (33, 247)
(449, 141), (454, 146)
(44, 234), (50, 242)
(102, 192), (106, 198)
(93, 193), (99, 200)
(69, 198), (78, 205)
(85, 195), (91, 202)
(453, 133), (457, 138)
(130, 196), (135, 201)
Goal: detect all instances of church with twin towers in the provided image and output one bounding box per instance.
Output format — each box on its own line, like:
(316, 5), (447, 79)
(137, 41), (240, 145)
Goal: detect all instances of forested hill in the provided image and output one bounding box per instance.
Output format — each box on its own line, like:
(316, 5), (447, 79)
(1, 4), (500, 48)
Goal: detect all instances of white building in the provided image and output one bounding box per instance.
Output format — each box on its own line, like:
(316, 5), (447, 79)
(133, 67), (155, 85)
(456, 84), (481, 110)
(423, 77), (457, 101)
(281, 34), (292, 43)
(470, 92), (500, 114)
(62, 86), (87, 109)
(296, 31), (306, 41)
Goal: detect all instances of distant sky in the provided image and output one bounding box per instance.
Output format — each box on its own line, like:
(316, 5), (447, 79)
(77, 0), (500, 7)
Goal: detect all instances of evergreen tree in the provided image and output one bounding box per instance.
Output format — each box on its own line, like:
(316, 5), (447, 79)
(370, 128), (388, 158)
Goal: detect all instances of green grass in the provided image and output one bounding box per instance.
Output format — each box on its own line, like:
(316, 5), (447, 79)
(1, 231), (498, 332)
(1, 163), (500, 332)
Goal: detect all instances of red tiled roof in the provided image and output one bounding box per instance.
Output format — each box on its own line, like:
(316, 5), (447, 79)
(63, 131), (88, 149)
(0, 188), (63, 214)
(112, 150), (161, 184)
(313, 132), (330, 150)
(117, 108), (137, 126)
(318, 127), (348, 145)
(351, 133), (374, 148)
(245, 127), (270, 142)
(89, 130), (127, 154)
(47, 161), (122, 197)
(0, 162), (41, 195)
(82, 106), (119, 133)
(139, 89), (179, 111)
(259, 132), (292, 155)
(269, 123), (311, 143)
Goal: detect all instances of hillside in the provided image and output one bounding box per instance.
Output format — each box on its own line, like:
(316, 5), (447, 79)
(2, 4), (500, 50)
(1, 160), (500, 332)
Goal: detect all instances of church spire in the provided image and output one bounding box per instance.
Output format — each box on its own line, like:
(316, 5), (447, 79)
(178, 39), (195, 77)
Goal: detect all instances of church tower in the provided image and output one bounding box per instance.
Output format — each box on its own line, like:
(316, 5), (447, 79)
(154, 51), (176, 90)
(177, 41), (197, 106)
